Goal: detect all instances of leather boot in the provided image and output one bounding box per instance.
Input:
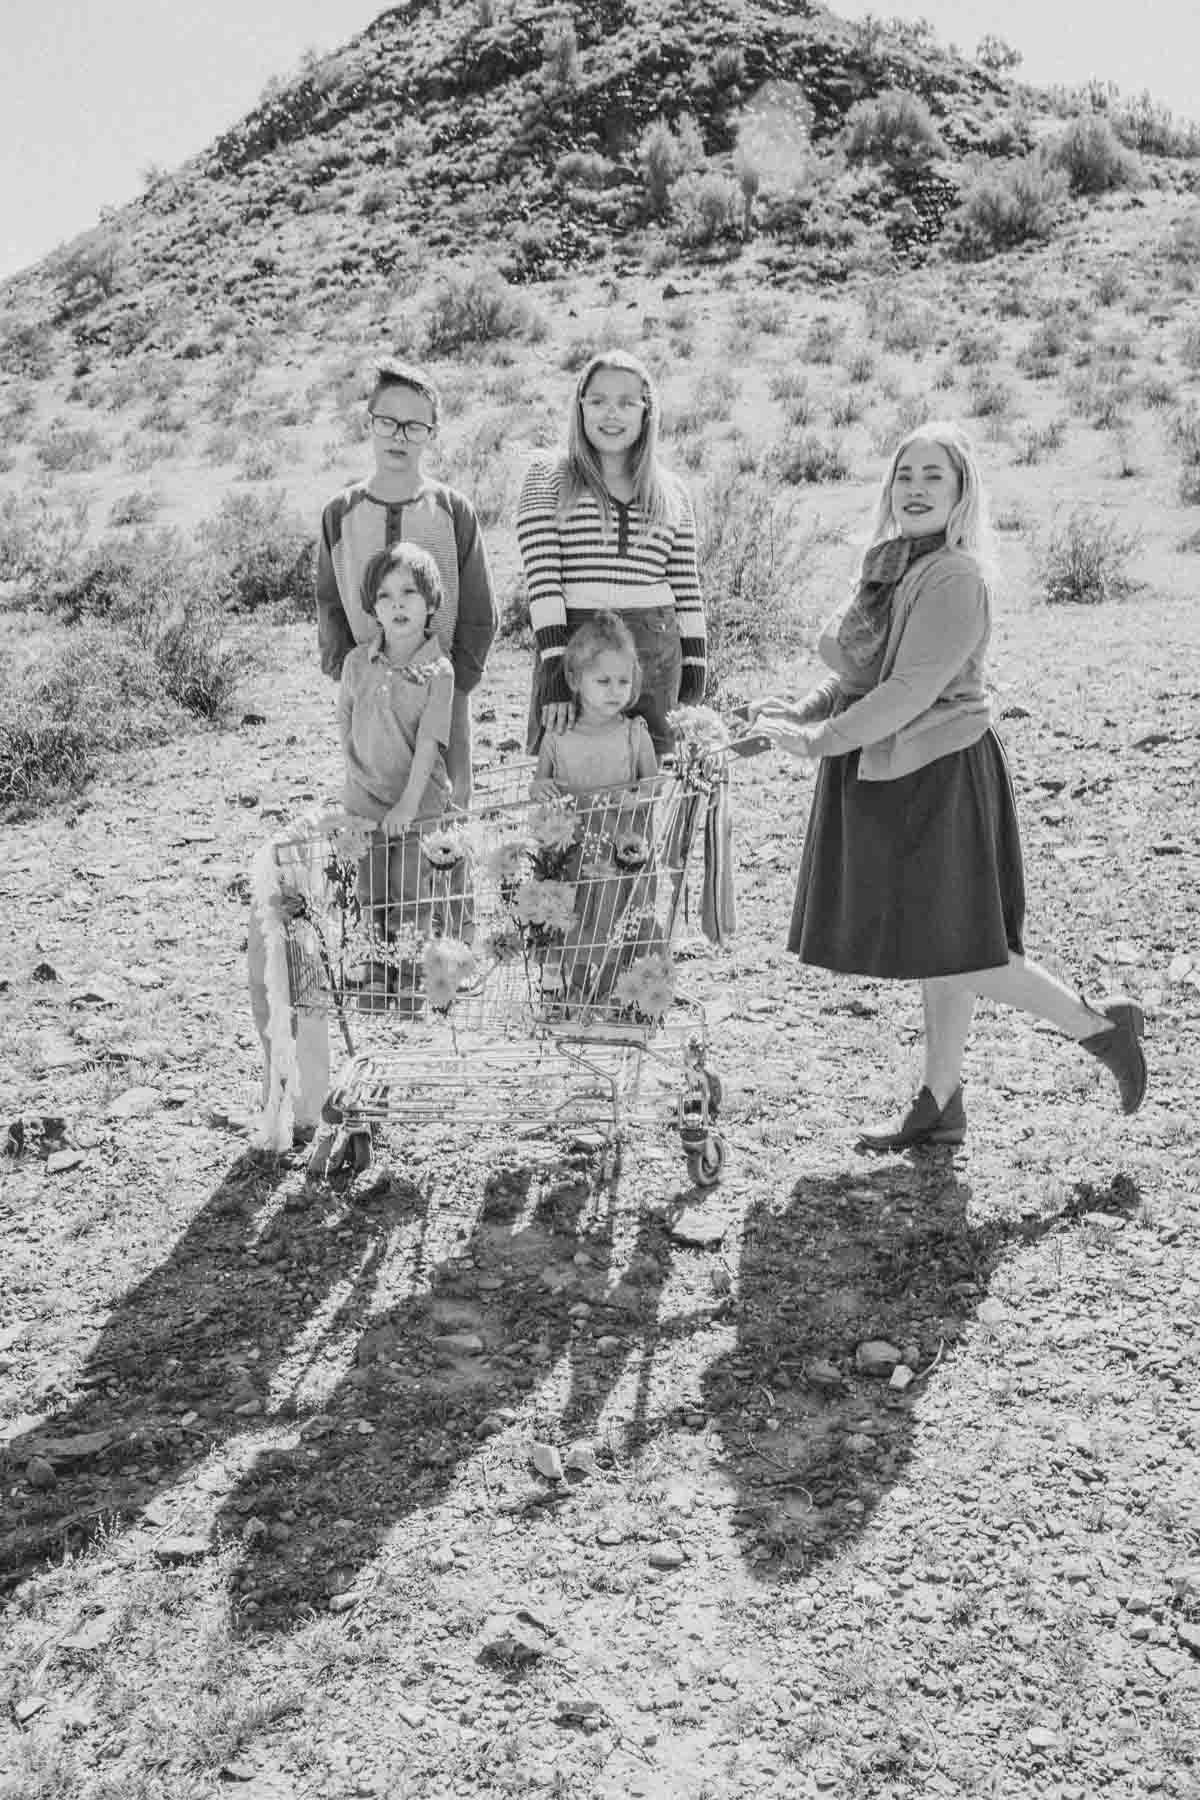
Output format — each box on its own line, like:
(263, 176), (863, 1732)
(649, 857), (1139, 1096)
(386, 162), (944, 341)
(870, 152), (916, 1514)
(858, 1084), (966, 1152)
(1079, 1000), (1147, 1115)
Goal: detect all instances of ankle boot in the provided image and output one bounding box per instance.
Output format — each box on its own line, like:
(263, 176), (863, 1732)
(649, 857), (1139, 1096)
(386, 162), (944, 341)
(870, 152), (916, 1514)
(858, 1084), (966, 1152)
(1079, 999), (1147, 1115)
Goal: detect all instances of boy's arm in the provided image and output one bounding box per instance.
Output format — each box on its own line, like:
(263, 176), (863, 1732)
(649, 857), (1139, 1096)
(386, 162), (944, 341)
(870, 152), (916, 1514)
(317, 506), (355, 679)
(667, 487), (707, 704)
(448, 491), (498, 694)
(335, 656), (355, 749)
(386, 666), (453, 828)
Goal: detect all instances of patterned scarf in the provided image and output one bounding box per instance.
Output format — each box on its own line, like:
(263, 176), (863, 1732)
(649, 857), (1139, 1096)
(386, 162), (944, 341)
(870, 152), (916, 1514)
(826, 531), (947, 682)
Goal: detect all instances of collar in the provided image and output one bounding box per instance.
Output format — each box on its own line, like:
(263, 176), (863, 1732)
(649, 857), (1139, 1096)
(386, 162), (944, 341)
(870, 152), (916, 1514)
(366, 629), (441, 670)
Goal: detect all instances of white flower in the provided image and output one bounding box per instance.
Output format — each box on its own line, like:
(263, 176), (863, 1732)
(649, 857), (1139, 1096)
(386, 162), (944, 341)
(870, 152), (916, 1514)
(421, 827), (468, 870)
(528, 800), (578, 853)
(666, 706), (729, 752)
(421, 937), (477, 1011)
(614, 952), (675, 1019)
(514, 879), (578, 934)
(486, 836), (531, 884)
(614, 831), (652, 869)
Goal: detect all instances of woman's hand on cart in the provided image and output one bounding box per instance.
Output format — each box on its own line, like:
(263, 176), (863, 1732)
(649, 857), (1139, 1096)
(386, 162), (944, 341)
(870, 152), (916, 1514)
(762, 720), (823, 761)
(382, 801), (417, 834)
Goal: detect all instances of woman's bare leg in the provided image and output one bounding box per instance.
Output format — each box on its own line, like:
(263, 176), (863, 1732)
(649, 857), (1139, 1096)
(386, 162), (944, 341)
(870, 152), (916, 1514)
(921, 979), (977, 1109)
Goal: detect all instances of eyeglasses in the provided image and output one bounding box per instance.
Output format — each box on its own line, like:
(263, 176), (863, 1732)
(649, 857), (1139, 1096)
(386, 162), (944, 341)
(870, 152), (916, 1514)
(580, 396), (646, 414)
(369, 414), (435, 442)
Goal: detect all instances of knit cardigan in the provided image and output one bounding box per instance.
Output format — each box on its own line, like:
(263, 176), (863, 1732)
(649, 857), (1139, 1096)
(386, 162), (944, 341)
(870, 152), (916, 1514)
(801, 547), (993, 781)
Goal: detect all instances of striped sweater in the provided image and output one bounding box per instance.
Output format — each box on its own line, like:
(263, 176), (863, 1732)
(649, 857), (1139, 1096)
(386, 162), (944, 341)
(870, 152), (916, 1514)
(316, 480), (497, 692)
(516, 459), (707, 705)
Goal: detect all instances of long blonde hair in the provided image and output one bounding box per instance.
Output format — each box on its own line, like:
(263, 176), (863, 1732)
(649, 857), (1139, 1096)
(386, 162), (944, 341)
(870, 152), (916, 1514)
(864, 418), (994, 578)
(559, 350), (678, 530)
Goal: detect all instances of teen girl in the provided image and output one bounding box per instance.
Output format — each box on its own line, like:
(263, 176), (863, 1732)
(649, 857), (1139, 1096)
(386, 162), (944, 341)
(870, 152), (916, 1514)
(517, 349), (707, 758)
(751, 420), (1147, 1148)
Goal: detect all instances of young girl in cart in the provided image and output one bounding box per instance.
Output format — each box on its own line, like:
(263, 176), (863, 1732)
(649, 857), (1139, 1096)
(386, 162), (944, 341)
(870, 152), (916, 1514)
(530, 611), (664, 1011)
(337, 542), (459, 1002)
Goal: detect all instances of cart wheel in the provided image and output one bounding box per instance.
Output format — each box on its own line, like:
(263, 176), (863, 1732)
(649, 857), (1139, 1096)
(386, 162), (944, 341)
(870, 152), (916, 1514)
(327, 1126), (373, 1178)
(686, 1133), (727, 1189)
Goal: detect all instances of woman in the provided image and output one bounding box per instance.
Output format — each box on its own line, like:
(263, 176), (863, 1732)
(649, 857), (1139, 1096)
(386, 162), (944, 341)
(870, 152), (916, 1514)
(752, 419), (1147, 1149)
(516, 349), (707, 758)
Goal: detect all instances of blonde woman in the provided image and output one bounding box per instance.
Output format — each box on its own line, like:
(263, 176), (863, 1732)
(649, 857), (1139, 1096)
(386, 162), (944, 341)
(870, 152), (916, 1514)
(752, 420), (1148, 1149)
(516, 349), (706, 756)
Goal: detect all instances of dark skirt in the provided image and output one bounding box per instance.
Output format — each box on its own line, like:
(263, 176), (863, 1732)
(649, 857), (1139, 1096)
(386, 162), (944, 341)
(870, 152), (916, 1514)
(788, 728), (1026, 979)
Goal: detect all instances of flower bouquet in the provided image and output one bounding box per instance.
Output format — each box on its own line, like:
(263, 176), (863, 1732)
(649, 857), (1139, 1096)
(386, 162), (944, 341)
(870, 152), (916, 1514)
(666, 705), (730, 789)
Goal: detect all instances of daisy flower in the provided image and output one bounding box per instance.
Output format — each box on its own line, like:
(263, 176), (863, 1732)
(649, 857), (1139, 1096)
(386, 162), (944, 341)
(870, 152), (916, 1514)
(421, 937), (477, 1011)
(514, 879), (578, 934)
(421, 827), (469, 870)
(486, 836), (531, 884)
(614, 831), (652, 869)
(614, 952), (675, 1020)
(528, 800), (578, 854)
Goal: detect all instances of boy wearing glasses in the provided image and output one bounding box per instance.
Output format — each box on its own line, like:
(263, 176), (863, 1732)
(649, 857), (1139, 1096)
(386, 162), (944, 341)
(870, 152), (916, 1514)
(317, 360), (497, 806)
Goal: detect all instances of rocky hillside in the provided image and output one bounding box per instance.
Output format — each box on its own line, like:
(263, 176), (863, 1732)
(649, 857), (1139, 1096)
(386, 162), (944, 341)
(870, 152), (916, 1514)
(1, 0), (1031, 353)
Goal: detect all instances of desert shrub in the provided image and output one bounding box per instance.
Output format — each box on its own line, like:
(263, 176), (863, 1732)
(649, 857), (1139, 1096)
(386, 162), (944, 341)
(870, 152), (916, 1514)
(1141, 374), (1176, 409)
(1111, 92), (1200, 157)
(0, 319), (55, 379)
(1015, 419), (1068, 464)
(1168, 404), (1200, 503)
(194, 489), (316, 615)
(0, 628), (171, 812)
(673, 170), (739, 245)
(108, 490), (161, 527)
(421, 264), (545, 354)
(975, 34), (1022, 74)
(554, 150), (613, 189)
(1166, 206), (1200, 264)
(696, 468), (806, 690)
(829, 390), (865, 428)
(33, 422), (106, 473)
(949, 157), (1067, 258)
(640, 116), (704, 216)
(542, 13), (579, 88)
(802, 317), (843, 363)
(151, 605), (240, 717)
(1180, 325), (1200, 371)
(956, 327), (1001, 366)
(0, 492), (90, 593)
(1046, 115), (1137, 196)
(844, 349), (874, 384)
(866, 293), (938, 355)
(359, 179), (392, 218)
(773, 433), (850, 485)
(967, 376), (1012, 418)
(932, 362), (956, 391)
(237, 440), (282, 481)
(843, 89), (944, 171)
(53, 231), (122, 312)
(1040, 508), (1139, 604)
(1094, 268), (1127, 307)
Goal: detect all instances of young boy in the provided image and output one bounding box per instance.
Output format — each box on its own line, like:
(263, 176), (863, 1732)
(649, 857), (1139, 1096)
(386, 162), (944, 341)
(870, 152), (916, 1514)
(317, 360), (498, 806)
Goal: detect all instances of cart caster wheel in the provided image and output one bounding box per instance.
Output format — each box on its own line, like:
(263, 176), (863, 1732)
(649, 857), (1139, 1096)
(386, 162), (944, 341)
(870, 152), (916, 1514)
(327, 1127), (373, 1177)
(686, 1133), (726, 1189)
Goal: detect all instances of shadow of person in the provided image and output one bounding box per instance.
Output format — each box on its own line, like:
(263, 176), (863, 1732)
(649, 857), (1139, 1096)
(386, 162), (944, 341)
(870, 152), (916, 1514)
(210, 1147), (685, 1632)
(695, 1158), (1142, 1579)
(0, 1148), (426, 1600)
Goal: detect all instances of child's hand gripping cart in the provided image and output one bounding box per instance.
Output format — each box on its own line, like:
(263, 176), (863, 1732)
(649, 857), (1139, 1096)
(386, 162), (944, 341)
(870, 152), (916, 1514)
(252, 713), (768, 1182)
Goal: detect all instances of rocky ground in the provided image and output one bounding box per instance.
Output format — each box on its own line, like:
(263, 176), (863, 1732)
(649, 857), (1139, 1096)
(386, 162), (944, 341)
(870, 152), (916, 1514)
(1, 595), (1198, 1798)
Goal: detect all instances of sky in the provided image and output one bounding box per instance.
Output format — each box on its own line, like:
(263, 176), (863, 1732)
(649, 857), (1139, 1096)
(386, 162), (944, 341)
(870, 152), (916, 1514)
(2, 1), (1199, 285)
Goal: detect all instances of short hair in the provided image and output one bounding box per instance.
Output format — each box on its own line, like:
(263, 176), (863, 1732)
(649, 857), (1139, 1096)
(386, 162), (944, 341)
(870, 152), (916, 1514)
(562, 610), (642, 703)
(360, 542), (444, 631)
(369, 360), (440, 427)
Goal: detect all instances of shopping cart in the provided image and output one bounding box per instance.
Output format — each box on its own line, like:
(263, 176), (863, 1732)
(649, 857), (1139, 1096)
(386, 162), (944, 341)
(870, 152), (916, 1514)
(258, 729), (766, 1184)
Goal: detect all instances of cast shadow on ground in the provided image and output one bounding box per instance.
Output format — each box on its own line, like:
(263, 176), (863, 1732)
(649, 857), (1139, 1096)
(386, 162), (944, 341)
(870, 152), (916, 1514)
(694, 1157), (1143, 1577)
(1, 1140), (1141, 1625)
